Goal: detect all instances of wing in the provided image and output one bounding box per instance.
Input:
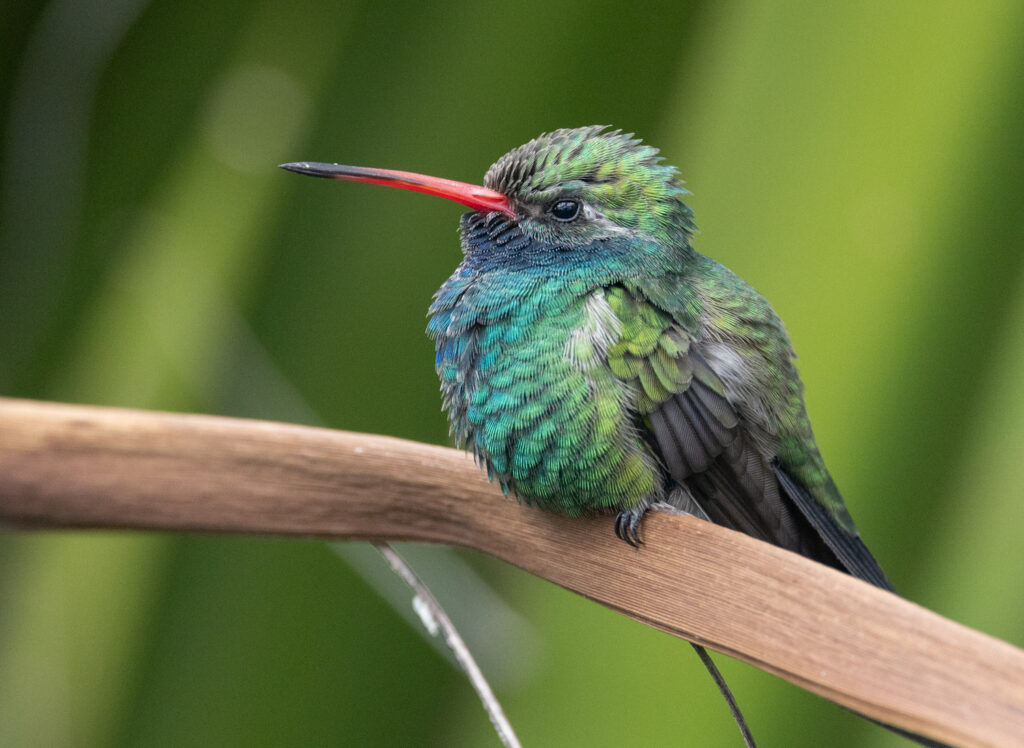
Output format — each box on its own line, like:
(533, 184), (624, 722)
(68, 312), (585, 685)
(605, 286), (892, 589)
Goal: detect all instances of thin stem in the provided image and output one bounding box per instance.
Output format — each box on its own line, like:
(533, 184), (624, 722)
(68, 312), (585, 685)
(690, 643), (756, 747)
(373, 542), (522, 748)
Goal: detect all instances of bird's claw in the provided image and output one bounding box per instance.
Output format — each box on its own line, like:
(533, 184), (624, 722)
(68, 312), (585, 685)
(614, 508), (645, 548)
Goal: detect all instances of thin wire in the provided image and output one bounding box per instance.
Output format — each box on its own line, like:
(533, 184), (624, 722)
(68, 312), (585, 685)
(373, 542), (522, 748)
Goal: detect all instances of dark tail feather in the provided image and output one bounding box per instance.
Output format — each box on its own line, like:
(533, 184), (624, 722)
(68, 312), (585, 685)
(772, 461), (893, 591)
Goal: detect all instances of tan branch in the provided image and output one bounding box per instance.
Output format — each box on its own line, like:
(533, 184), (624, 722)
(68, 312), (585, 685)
(0, 397), (1021, 746)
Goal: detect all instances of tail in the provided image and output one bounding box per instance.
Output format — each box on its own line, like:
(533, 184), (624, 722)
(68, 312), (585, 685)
(772, 461), (893, 591)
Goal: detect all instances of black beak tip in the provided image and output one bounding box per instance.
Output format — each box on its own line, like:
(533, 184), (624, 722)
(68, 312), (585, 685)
(279, 161), (337, 178)
(280, 161), (311, 174)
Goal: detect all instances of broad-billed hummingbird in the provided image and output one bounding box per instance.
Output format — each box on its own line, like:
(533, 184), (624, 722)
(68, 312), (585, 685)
(282, 126), (891, 591)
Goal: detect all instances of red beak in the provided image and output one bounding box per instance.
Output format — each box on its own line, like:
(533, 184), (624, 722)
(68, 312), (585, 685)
(280, 162), (514, 218)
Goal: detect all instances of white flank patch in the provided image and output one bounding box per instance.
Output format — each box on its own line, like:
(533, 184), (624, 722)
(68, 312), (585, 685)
(565, 289), (623, 369)
(701, 342), (750, 386)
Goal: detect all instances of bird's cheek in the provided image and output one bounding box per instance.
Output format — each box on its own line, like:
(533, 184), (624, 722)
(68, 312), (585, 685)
(516, 217), (548, 241)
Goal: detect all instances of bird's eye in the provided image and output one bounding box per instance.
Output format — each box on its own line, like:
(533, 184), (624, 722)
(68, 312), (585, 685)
(549, 199), (581, 222)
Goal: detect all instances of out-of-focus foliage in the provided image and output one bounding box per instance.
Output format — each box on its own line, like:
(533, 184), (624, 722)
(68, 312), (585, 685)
(2, 1), (1022, 745)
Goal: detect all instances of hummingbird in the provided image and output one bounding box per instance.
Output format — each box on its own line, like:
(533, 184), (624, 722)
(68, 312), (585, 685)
(281, 126), (892, 591)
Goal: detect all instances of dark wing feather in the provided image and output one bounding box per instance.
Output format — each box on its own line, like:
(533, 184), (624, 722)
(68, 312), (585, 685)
(606, 288), (892, 589)
(648, 349), (892, 588)
(647, 350), (806, 547)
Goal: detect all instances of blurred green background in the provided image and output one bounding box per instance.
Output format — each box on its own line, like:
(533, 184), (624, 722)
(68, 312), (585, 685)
(2, 1), (1023, 745)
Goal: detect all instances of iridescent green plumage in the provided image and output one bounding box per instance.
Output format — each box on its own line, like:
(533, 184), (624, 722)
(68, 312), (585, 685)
(428, 126), (889, 588)
(282, 125), (890, 589)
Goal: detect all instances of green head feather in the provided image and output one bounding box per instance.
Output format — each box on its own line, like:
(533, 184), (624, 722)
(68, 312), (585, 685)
(483, 126), (695, 246)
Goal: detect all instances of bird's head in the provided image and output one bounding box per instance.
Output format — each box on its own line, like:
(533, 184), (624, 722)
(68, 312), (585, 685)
(482, 126), (694, 247)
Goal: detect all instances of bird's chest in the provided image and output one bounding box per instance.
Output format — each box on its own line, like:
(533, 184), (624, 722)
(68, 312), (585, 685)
(429, 281), (649, 513)
(436, 291), (594, 455)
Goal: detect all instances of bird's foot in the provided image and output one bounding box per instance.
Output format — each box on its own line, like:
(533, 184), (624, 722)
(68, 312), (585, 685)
(614, 507), (646, 547)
